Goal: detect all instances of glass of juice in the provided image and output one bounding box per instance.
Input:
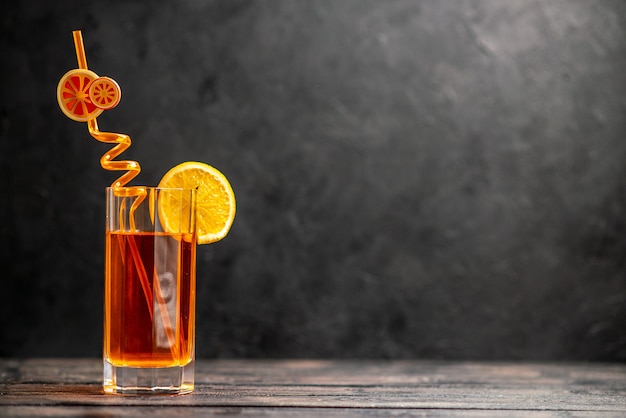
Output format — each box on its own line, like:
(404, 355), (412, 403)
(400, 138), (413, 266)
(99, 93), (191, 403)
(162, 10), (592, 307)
(103, 186), (197, 394)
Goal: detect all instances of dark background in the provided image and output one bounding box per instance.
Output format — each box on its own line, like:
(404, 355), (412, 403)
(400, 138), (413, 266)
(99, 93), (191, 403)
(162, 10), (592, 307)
(1, 0), (625, 361)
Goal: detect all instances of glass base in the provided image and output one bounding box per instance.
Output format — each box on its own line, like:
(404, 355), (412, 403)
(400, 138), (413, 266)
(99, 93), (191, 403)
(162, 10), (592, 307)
(103, 359), (194, 395)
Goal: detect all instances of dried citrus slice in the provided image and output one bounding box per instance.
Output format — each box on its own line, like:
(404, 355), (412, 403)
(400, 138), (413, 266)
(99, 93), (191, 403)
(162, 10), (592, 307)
(57, 69), (103, 122)
(89, 76), (121, 110)
(158, 161), (236, 244)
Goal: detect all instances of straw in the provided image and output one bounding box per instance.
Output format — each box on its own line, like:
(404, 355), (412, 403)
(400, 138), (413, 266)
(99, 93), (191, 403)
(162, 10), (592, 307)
(71, 30), (177, 358)
(71, 30), (142, 189)
(73, 30), (88, 70)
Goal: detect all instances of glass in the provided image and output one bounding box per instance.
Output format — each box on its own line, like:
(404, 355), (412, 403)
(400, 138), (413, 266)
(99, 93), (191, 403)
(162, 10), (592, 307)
(103, 186), (197, 394)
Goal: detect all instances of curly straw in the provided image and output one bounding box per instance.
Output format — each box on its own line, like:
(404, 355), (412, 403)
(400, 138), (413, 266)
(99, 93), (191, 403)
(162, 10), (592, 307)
(72, 30), (141, 188)
(72, 30), (178, 357)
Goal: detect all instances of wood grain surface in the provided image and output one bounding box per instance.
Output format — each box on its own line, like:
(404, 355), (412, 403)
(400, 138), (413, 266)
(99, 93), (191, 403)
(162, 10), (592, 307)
(1, 359), (625, 416)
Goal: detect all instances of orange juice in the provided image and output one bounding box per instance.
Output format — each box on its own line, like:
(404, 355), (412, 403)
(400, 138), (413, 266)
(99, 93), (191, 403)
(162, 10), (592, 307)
(104, 231), (196, 367)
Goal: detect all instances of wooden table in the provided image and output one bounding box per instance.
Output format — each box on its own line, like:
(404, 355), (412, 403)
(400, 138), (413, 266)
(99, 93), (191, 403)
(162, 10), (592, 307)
(1, 359), (625, 417)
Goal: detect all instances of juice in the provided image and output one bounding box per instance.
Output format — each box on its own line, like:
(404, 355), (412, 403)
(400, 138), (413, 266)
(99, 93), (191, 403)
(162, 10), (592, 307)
(104, 231), (196, 367)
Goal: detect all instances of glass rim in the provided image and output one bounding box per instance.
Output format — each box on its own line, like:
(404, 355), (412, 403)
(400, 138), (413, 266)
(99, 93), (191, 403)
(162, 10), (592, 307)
(106, 186), (197, 192)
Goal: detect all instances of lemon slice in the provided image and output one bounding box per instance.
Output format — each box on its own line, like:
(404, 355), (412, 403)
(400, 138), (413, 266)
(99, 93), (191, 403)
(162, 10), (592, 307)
(158, 161), (236, 244)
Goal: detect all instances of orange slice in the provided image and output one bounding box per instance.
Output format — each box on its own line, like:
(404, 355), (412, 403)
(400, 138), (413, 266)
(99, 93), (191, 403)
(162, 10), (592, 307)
(57, 69), (103, 122)
(89, 76), (121, 110)
(158, 161), (236, 244)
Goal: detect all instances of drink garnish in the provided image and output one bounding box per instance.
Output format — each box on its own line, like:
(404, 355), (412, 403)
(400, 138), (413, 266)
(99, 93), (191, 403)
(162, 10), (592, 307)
(158, 162), (236, 245)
